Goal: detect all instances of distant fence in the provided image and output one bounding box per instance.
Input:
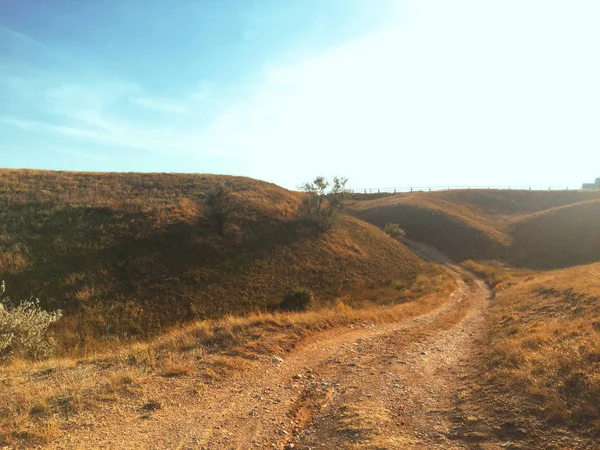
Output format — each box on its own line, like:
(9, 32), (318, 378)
(348, 185), (577, 194)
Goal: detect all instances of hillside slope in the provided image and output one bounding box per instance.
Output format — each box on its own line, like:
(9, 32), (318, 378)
(509, 199), (600, 269)
(350, 189), (600, 268)
(349, 191), (511, 261)
(460, 261), (600, 444)
(0, 170), (430, 353)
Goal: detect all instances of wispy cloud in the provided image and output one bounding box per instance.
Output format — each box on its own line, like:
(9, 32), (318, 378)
(189, 81), (214, 101)
(0, 24), (71, 63)
(2, 114), (221, 158)
(0, 24), (52, 52)
(2, 117), (109, 142)
(1, 70), (224, 157)
(133, 96), (188, 113)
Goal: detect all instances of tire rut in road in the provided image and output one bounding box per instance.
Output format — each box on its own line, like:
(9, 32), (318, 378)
(283, 268), (489, 449)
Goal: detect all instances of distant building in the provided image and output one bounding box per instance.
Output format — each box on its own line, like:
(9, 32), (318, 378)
(582, 177), (600, 190)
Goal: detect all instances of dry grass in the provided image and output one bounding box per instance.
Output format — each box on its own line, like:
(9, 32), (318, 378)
(471, 262), (600, 439)
(0, 169), (430, 356)
(509, 199), (600, 269)
(349, 190), (510, 262)
(462, 259), (535, 290)
(0, 274), (454, 447)
(350, 189), (600, 269)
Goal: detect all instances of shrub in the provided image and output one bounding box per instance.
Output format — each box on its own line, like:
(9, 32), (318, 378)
(383, 223), (406, 239)
(204, 182), (234, 236)
(0, 281), (62, 361)
(299, 176), (350, 231)
(278, 288), (314, 312)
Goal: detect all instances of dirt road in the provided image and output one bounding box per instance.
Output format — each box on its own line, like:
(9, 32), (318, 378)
(52, 243), (492, 449)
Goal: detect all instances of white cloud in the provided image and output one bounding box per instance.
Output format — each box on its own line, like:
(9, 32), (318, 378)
(194, 0), (600, 188)
(4, 0), (599, 188)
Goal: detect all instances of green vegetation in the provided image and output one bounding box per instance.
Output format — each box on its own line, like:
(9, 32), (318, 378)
(204, 182), (234, 236)
(383, 223), (406, 239)
(299, 176), (350, 231)
(278, 287), (314, 311)
(0, 282), (62, 361)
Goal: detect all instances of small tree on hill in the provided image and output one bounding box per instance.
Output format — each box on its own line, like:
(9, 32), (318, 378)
(383, 223), (406, 239)
(278, 287), (314, 312)
(299, 176), (350, 231)
(0, 281), (62, 361)
(205, 182), (234, 236)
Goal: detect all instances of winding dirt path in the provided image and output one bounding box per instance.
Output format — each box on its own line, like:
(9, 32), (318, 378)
(51, 242), (492, 449)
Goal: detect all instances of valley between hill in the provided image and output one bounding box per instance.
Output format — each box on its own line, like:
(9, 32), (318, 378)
(349, 189), (600, 268)
(1, 172), (599, 449)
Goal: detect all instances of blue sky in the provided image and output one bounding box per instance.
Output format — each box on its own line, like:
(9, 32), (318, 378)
(1, 0), (599, 189)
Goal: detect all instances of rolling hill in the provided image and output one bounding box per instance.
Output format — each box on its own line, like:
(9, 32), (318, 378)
(510, 199), (600, 269)
(349, 189), (600, 269)
(0, 169), (434, 354)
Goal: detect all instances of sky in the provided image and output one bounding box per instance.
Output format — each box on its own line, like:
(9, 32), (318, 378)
(1, 0), (599, 190)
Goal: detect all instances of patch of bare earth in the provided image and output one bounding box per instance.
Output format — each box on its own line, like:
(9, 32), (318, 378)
(288, 267), (490, 449)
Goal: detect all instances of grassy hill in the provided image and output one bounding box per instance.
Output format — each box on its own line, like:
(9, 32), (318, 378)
(349, 189), (600, 268)
(510, 199), (600, 269)
(0, 170), (434, 354)
(348, 191), (511, 261)
(462, 261), (600, 441)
